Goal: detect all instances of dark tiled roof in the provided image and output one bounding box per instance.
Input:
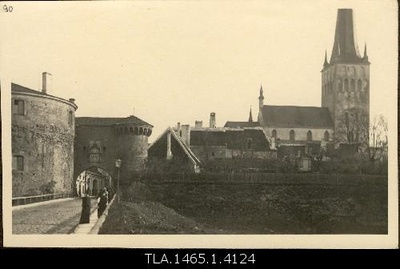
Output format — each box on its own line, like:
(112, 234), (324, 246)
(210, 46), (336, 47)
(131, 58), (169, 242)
(190, 130), (227, 147)
(224, 121), (260, 128)
(76, 115), (152, 127)
(11, 83), (64, 100)
(260, 105), (333, 128)
(190, 128), (270, 151)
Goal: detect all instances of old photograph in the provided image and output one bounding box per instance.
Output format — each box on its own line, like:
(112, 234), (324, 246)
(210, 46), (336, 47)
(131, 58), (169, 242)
(1, 0), (398, 248)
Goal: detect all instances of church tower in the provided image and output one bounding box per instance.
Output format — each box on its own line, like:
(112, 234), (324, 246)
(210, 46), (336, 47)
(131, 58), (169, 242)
(322, 9), (370, 145)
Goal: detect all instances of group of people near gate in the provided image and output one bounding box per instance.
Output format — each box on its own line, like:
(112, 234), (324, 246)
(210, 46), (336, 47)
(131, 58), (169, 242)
(97, 187), (114, 218)
(79, 186), (114, 224)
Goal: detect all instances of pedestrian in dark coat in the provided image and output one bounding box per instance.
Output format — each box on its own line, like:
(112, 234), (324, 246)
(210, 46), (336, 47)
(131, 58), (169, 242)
(97, 187), (108, 218)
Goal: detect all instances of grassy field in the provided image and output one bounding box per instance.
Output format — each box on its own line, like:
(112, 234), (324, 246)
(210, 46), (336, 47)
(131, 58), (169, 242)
(100, 173), (387, 234)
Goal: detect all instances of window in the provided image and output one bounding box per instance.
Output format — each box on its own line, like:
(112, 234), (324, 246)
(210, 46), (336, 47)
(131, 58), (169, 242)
(272, 129), (277, 138)
(324, 131), (330, 142)
(351, 79), (355, 91)
(83, 146), (87, 151)
(12, 99), (25, 115)
(338, 79), (343, 91)
(289, 130), (295, 142)
(345, 112), (349, 129)
(246, 138), (253, 150)
(307, 130), (312, 141)
(357, 80), (362, 91)
(89, 146), (100, 164)
(12, 156), (24, 171)
(68, 111), (73, 125)
(344, 79), (349, 91)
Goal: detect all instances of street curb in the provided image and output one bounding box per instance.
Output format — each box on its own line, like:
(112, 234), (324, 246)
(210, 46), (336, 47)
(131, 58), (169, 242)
(12, 197), (78, 211)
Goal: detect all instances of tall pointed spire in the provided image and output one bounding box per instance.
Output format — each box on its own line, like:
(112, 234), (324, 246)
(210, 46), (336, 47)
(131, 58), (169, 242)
(259, 84), (264, 100)
(330, 9), (363, 64)
(248, 107), (253, 122)
(258, 84), (264, 109)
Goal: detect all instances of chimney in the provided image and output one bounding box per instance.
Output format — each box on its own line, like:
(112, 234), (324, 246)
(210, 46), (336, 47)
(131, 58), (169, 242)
(209, 112), (216, 128)
(69, 98), (75, 103)
(195, 120), (203, 129)
(181, 124), (191, 147)
(176, 122), (181, 133)
(41, 72), (52, 94)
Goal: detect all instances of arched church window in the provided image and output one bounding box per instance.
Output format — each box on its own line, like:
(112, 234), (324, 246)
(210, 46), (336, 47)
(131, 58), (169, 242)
(307, 130), (312, 141)
(351, 79), (355, 91)
(89, 146), (101, 164)
(289, 130), (295, 142)
(338, 79), (343, 91)
(344, 79), (349, 91)
(129, 127), (134, 133)
(139, 127), (143, 135)
(272, 129), (277, 138)
(134, 127), (139, 135)
(324, 131), (330, 142)
(357, 79), (362, 91)
(360, 66), (365, 77)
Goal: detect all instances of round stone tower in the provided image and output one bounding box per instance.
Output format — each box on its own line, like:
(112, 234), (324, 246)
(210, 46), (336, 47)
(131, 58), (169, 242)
(114, 115), (153, 179)
(11, 75), (78, 197)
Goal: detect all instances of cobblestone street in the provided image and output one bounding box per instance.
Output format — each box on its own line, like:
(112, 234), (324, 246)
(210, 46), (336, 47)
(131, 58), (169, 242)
(12, 198), (97, 234)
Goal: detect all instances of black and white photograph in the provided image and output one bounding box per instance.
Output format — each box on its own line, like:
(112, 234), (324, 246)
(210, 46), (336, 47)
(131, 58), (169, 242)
(0, 0), (398, 249)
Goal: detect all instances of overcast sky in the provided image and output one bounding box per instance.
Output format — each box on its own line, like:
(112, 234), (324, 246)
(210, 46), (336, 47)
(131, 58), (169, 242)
(1, 0), (397, 142)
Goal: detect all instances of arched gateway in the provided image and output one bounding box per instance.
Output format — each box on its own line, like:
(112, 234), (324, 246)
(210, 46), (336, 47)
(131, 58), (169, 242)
(75, 166), (112, 197)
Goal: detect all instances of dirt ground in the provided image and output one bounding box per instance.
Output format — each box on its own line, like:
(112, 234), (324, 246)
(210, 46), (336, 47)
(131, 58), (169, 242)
(100, 176), (387, 234)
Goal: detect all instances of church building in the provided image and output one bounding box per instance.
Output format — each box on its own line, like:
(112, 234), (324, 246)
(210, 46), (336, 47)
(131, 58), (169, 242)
(257, 9), (370, 157)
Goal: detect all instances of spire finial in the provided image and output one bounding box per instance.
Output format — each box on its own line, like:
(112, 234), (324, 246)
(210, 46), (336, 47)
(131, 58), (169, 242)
(323, 50), (329, 67)
(259, 84), (264, 99)
(248, 106), (253, 122)
(363, 43), (368, 57)
(363, 42), (369, 62)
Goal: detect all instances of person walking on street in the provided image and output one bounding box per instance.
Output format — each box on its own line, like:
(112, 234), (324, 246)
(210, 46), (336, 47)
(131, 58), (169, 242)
(97, 187), (108, 218)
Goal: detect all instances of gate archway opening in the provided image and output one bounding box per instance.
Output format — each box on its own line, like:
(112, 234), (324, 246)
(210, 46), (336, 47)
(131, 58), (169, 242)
(75, 166), (113, 197)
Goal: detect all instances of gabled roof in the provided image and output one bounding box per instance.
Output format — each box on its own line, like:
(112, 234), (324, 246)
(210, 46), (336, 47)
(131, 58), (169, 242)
(260, 105), (333, 129)
(76, 115), (152, 127)
(224, 121), (260, 128)
(190, 128), (270, 151)
(149, 127), (201, 166)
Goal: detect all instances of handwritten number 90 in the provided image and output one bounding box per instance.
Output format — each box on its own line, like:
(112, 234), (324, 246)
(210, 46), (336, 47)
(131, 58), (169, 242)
(3, 5), (13, 12)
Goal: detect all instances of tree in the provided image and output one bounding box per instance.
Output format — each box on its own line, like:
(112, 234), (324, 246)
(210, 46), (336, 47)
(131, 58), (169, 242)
(334, 110), (388, 174)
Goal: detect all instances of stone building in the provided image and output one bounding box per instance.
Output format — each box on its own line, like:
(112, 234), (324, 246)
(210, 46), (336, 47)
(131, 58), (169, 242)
(11, 72), (78, 197)
(257, 9), (369, 158)
(74, 115), (153, 195)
